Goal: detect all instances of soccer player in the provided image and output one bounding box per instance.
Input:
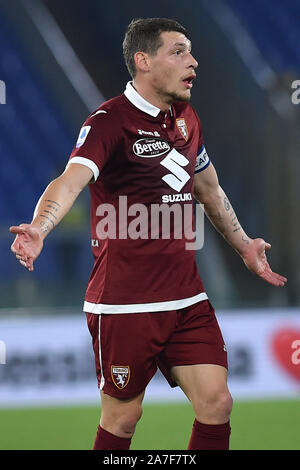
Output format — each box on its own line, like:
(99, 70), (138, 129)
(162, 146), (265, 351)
(10, 18), (287, 450)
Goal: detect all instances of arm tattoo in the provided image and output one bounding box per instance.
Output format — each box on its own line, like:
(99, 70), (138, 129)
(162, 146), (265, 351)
(45, 199), (61, 207)
(242, 235), (250, 244)
(47, 204), (59, 212)
(43, 209), (57, 220)
(40, 220), (50, 233)
(231, 213), (240, 232)
(227, 204), (241, 233)
(223, 197), (230, 211)
(40, 214), (55, 228)
(36, 200), (60, 233)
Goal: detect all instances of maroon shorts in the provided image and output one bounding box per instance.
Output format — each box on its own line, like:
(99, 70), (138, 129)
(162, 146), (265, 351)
(86, 300), (227, 399)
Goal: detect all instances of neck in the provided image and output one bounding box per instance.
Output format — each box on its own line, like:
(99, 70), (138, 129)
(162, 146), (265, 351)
(132, 79), (170, 113)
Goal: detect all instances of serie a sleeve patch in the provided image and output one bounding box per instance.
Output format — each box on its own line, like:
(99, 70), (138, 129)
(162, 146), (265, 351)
(195, 145), (210, 173)
(75, 125), (91, 148)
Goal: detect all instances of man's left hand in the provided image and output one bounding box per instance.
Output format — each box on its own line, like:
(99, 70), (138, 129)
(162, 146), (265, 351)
(242, 238), (287, 287)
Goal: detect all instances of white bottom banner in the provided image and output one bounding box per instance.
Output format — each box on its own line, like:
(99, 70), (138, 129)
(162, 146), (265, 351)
(0, 308), (299, 407)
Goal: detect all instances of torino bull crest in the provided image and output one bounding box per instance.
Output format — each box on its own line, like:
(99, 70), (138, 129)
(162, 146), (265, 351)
(111, 366), (130, 389)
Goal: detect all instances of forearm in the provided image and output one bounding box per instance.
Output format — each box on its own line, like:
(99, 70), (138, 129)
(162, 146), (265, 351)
(31, 175), (80, 240)
(196, 185), (252, 256)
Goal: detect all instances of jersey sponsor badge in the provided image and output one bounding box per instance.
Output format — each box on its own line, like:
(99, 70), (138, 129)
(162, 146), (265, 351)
(111, 366), (130, 389)
(160, 148), (190, 192)
(133, 138), (170, 158)
(75, 125), (91, 148)
(176, 118), (188, 141)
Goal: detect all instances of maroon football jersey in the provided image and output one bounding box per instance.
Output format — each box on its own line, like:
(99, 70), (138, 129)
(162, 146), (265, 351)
(67, 82), (211, 314)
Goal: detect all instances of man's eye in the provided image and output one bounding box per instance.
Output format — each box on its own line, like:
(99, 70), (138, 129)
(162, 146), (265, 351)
(174, 50), (183, 55)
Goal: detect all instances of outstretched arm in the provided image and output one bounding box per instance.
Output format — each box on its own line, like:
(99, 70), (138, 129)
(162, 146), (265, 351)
(10, 163), (93, 272)
(193, 163), (287, 287)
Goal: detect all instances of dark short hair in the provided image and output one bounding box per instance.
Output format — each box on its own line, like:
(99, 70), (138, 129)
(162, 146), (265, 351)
(123, 18), (188, 78)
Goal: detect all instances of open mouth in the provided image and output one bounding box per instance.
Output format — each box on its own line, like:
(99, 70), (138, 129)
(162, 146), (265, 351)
(182, 74), (196, 89)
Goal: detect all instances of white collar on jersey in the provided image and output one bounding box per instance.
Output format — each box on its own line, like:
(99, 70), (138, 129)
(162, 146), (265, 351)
(124, 81), (172, 118)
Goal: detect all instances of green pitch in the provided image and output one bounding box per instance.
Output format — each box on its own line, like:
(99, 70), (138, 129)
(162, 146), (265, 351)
(0, 399), (299, 450)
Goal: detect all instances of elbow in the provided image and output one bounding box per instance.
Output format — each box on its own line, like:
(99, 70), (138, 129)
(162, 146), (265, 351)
(193, 188), (204, 204)
(54, 173), (83, 198)
(194, 185), (222, 206)
(193, 184), (205, 203)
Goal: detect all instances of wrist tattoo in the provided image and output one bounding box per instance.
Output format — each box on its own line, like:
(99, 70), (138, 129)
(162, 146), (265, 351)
(40, 220), (50, 233)
(40, 214), (55, 228)
(242, 235), (250, 244)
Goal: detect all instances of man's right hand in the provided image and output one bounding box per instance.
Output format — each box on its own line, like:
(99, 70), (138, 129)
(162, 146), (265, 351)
(10, 224), (44, 272)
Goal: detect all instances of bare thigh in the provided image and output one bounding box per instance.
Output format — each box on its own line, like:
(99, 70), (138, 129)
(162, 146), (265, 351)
(171, 364), (232, 424)
(100, 390), (145, 438)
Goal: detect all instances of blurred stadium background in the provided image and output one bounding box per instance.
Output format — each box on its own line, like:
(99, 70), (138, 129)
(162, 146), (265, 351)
(0, 0), (299, 450)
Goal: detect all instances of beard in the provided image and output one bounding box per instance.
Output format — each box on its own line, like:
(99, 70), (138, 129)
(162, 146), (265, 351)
(154, 81), (191, 105)
(165, 90), (191, 104)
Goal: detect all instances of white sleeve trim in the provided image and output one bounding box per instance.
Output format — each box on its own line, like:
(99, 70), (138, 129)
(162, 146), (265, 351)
(66, 156), (99, 182)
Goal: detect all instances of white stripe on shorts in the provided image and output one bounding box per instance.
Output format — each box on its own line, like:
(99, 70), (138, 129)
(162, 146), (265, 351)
(98, 314), (105, 390)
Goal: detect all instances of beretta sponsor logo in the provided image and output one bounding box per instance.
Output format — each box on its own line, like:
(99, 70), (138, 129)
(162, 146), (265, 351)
(133, 138), (170, 158)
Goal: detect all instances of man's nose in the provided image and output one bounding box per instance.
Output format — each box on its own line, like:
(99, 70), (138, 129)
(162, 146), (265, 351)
(188, 52), (198, 70)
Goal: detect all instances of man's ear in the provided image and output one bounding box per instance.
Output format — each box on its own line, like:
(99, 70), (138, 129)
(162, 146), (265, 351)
(134, 52), (151, 73)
